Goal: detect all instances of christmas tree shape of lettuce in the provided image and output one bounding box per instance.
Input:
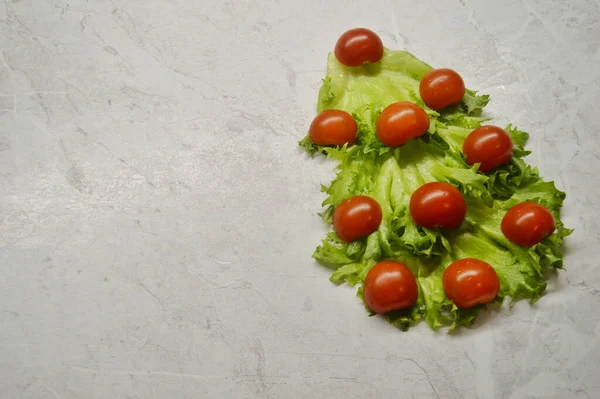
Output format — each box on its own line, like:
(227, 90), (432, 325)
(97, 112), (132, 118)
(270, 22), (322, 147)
(300, 49), (571, 331)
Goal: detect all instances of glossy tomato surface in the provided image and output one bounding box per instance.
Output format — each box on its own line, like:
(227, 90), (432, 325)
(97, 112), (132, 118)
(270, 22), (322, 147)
(309, 110), (357, 146)
(419, 68), (465, 110)
(376, 102), (430, 147)
(463, 125), (514, 172)
(364, 261), (418, 313)
(409, 182), (466, 229)
(333, 196), (382, 243)
(442, 258), (500, 308)
(501, 202), (556, 246)
(334, 28), (384, 67)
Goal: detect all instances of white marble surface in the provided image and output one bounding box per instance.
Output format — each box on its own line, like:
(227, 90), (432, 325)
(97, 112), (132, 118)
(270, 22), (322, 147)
(1, 0), (599, 398)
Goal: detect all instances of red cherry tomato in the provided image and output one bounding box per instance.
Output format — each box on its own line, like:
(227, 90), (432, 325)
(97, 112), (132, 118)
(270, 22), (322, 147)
(309, 110), (357, 146)
(333, 196), (382, 243)
(442, 258), (500, 308)
(409, 182), (466, 229)
(462, 125), (514, 173)
(334, 28), (384, 67)
(501, 202), (556, 247)
(419, 68), (465, 110)
(376, 102), (430, 147)
(364, 261), (418, 313)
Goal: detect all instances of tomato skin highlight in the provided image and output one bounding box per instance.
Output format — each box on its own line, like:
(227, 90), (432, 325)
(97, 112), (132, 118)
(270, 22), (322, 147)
(501, 202), (556, 247)
(409, 182), (466, 229)
(442, 258), (500, 308)
(334, 28), (384, 67)
(419, 68), (465, 110)
(364, 261), (419, 313)
(463, 125), (514, 173)
(309, 110), (357, 146)
(333, 196), (382, 243)
(376, 102), (430, 147)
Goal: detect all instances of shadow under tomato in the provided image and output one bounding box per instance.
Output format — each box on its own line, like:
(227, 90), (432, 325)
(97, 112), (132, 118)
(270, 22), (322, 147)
(347, 62), (382, 76)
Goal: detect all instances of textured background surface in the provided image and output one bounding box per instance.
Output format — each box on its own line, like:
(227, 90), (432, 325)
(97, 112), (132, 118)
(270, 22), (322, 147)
(1, 0), (599, 398)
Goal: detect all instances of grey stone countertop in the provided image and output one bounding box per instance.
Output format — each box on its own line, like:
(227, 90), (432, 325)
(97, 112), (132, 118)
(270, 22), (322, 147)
(1, 0), (599, 398)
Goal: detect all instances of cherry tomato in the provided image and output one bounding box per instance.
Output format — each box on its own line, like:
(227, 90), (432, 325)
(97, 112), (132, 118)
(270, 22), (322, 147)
(442, 258), (500, 308)
(410, 182), (467, 229)
(501, 202), (556, 247)
(419, 68), (465, 110)
(364, 261), (418, 313)
(410, 182), (466, 229)
(462, 125), (514, 173)
(334, 28), (384, 67)
(376, 102), (430, 147)
(309, 110), (357, 146)
(333, 196), (382, 243)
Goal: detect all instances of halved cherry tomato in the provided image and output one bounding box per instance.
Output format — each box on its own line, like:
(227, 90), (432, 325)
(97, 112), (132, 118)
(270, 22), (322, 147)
(410, 182), (466, 229)
(442, 258), (500, 308)
(501, 202), (556, 247)
(376, 102), (430, 147)
(463, 125), (514, 173)
(333, 196), (382, 243)
(364, 261), (418, 313)
(419, 68), (465, 110)
(309, 110), (357, 146)
(334, 28), (384, 67)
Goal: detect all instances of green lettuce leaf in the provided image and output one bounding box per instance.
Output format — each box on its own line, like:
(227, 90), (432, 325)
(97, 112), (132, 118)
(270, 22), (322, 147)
(301, 49), (570, 331)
